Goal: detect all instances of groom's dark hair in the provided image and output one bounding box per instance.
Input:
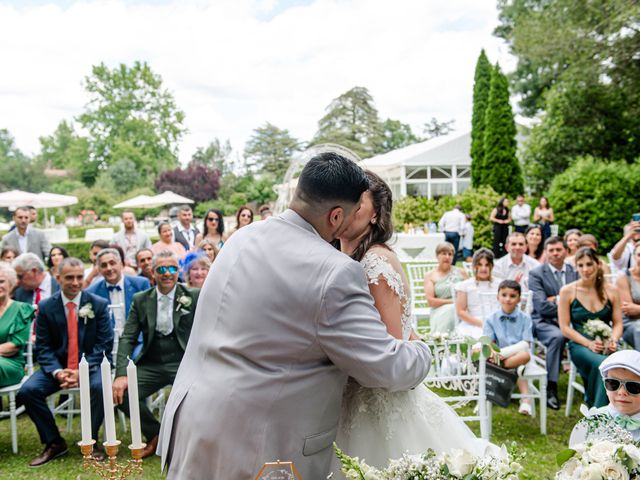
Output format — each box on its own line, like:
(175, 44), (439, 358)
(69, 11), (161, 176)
(294, 152), (369, 208)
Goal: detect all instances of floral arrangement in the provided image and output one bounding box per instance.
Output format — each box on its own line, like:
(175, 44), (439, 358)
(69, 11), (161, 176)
(584, 319), (612, 342)
(332, 444), (523, 480)
(176, 294), (192, 313)
(78, 303), (95, 324)
(555, 439), (640, 479)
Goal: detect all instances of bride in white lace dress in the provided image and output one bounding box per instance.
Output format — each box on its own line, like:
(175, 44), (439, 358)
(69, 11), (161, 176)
(330, 171), (496, 475)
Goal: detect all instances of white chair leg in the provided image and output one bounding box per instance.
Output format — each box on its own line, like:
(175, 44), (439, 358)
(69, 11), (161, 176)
(540, 377), (547, 435)
(529, 379), (537, 418)
(565, 368), (575, 417)
(119, 410), (128, 432)
(66, 394), (74, 433)
(10, 391), (18, 454)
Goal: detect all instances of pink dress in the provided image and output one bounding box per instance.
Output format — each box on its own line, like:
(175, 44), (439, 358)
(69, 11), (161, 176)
(151, 241), (187, 260)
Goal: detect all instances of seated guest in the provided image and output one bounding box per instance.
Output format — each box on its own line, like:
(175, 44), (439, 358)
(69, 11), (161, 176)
(492, 231), (540, 290)
(152, 221), (186, 260)
(1, 246), (19, 263)
(424, 242), (467, 333)
(227, 205), (254, 238)
(455, 248), (501, 339)
(108, 244), (138, 277)
(197, 238), (219, 264)
(111, 210), (152, 267)
(563, 228), (583, 267)
(570, 350), (640, 444)
(87, 248), (150, 362)
(83, 239), (109, 288)
(524, 224), (545, 262)
(609, 220), (640, 274)
(0, 263), (35, 387)
(135, 248), (155, 287)
(528, 236), (579, 410)
(46, 246), (68, 276)
(0, 207), (51, 261)
(559, 247), (623, 408)
(194, 209), (226, 249)
(617, 243), (640, 349)
(17, 257), (113, 466)
(12, 253), (59, 306)
(576, 234), (611, 274)
(483, 280), (534, 415)
(112, 251), (199, 459)
(172, 205), (199, 252)
(182, 252), (211, 289)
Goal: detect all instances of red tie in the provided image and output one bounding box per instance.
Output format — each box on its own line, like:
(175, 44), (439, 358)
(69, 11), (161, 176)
(34, 287), (42, 306)
(66, 302), (79, 369)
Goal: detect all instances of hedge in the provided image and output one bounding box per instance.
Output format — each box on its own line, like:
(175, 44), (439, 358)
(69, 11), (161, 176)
(58, 240), (94, 263)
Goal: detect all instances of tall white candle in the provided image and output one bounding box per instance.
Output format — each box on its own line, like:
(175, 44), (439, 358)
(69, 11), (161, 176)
(78, 355), (92, 445)
(100, 355), (117, 444)
(126, 357), (143, 448)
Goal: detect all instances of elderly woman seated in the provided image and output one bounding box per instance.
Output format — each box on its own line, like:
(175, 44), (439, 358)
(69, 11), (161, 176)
(424, 242), (468, 333)
(181, 252), (212, 289)
(454, 248), (502, 339)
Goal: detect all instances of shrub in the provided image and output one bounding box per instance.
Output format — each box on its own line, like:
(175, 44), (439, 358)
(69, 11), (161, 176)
(548, 156), (640, 252)
(59, 240), (93, 263)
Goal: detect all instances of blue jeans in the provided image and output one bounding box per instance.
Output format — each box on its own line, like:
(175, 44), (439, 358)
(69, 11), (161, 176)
(444, 232), (460, 262)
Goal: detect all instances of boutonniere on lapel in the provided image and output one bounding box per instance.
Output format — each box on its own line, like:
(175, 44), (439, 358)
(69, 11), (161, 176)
(78, 303), (95, 325)
(176, 294), (192, 314)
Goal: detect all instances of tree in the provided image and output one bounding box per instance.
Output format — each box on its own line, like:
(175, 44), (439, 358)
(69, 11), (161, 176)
(190, 138), (232, 175)
(423, 117), (455, 140)
(378, 119), (421, 154)
(37, 120), (89, 175)
(482, 64), (523, 197)
(78, 61), (186, 185)
(243, 123), (302, 181)
(108, 159), (140, 195)
(0, 129), (49, 192)
(155, 165), (221, 204)
(312, 86), (384, 159)
(470, 49), (493, 187)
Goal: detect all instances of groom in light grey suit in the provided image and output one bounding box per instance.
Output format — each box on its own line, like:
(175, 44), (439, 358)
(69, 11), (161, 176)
(158, 152), (432, 479)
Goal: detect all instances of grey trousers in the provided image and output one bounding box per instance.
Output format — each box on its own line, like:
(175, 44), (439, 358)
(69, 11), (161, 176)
(623, 318), (640, 350)
(534, 320), (567, 383)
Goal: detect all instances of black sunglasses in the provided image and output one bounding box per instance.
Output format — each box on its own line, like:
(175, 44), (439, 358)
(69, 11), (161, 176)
(155, 265), (179, 275)
(604, 377), (640, 396)
(206, 217), (219, 222)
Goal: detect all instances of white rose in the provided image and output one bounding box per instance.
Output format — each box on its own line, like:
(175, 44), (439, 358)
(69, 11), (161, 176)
(558, 457), (581, 477)
(586, 440), (618, 463)
(445, 449), (476, 477)
(601, 460), (630, 480)
(578, 463), (604, 480)
(623, 444), (640, 466)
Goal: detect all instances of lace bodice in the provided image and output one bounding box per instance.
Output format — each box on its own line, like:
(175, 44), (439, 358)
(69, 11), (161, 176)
(361, 250), (413, 340)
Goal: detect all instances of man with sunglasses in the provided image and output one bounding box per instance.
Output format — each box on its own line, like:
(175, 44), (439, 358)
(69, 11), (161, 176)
(111, 250), (199, 459)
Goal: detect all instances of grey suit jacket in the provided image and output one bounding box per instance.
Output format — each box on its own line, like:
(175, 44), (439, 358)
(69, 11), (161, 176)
(1, 227), (51, 261)
(529, 262), (579, 326)
(158, 209), (432, 479)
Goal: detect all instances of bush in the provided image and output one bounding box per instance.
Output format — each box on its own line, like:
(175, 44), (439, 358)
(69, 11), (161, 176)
(59, 240), (93, 263)
(393, 186), (501, 249)
(548, 156), (640, 252)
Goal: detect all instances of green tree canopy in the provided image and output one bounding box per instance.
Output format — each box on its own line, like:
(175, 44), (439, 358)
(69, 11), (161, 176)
(0, 129), (49, 192)
(379, 119), (421, 154)
(470, 49), (493, 187)
(482, 64), (523, 197)
(243, 122), (302, 182)
(78, 61), (186, 185)
(190, 138), (233, 175)
(37, 120), (89, 175)
(311, 86), (384, 159)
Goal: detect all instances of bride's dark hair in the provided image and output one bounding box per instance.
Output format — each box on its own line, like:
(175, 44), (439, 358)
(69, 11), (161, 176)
(351, 171), (394, 262)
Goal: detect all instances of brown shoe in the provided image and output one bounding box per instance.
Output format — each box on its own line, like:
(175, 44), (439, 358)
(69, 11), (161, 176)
(92, 444), (106, 462)
(29, 440), (69, 467)
(141, 435), (159, 459)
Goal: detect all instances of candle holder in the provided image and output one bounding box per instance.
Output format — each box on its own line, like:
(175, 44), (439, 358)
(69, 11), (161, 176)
(78, 440), (146, 480)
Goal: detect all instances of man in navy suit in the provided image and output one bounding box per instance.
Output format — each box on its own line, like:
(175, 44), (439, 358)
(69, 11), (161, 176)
(12, 253), (59, 306)
(17, 257), (113, 467)
(528, 236), (579, 410)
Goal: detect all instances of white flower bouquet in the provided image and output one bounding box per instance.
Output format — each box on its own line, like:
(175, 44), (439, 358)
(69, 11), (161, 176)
(333, 444), (523, 480)
(556, 439), (640, 479)
(78, 303), (95, 325)
(583, 319), (613, 351)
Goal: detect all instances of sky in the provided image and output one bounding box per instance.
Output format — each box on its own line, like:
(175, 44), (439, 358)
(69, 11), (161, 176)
(0, 0), (514, 165)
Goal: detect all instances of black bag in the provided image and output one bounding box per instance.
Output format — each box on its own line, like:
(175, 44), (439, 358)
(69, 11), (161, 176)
(484, 362), (518, 407)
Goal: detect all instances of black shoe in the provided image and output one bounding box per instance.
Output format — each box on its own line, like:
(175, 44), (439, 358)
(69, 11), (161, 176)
(547, 392), (560, 410)
(29, 440), (68, 467)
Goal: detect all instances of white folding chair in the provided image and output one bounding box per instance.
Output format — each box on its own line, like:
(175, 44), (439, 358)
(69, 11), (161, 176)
(462, 262), (474, 277)
(405, 261), (438, 321)
(0, 334), (34, 453)
(565, 350), (585, 416)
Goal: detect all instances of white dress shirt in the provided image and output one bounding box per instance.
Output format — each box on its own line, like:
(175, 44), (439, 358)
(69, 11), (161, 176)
(461, 222), (474, 250)
(438, 208), (466, 234)
(609, 243), (637, 274)
(493, 254), (540, 290)
(37, 272), (53, 303)
(106, 277), (126, 333)
(511, 204), (531, 227)
(156, 286), (176, 336)
(17, 225), (30, 254)
(179, 226), (195, 249)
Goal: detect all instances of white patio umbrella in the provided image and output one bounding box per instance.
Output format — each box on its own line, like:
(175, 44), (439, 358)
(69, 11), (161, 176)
(152, 191), (194, 205)
(32, 192), (78, 208)
(0, 190), (37, 208)
(113, 195), (156, 209)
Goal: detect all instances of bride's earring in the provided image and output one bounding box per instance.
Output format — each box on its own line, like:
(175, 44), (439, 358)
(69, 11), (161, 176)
(371, 218), (377, 225)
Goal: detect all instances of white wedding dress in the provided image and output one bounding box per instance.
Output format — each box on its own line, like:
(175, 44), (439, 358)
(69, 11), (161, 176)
(330, 251), (497, 475)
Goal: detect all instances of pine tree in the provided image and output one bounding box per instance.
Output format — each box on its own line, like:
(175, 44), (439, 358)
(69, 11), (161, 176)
(470, 50), (493, 187)
(483, 64), (523, 196)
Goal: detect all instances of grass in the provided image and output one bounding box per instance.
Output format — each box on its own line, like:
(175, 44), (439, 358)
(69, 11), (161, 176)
(0, 374), (579, 479)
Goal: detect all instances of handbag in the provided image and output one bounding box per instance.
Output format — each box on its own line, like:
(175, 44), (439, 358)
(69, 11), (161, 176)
(484, 361), (518, 407)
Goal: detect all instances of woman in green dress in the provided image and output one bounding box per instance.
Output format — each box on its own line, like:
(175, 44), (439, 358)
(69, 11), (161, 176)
(0, 263), (35, 387)
(424, 242), (468, 333)
(559, 247), (623, 407)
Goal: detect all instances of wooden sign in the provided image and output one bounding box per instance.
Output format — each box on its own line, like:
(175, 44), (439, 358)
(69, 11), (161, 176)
(255, 461), (302, 480)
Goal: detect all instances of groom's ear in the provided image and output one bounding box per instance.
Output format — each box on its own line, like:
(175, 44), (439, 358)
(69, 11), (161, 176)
(328, 206), (345, 227)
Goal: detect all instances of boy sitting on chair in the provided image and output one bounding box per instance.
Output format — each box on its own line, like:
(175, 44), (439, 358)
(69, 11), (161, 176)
(483, 279), (534, 416)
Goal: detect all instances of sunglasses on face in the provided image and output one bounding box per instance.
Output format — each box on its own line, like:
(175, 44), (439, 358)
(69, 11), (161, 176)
(207, 217), (219, 222)
(604, 377), (640, 396)
(155, 265), (179, 275)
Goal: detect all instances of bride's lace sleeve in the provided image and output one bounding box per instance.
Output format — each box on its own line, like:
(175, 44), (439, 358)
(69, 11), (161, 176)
(361, 250), (412, 340)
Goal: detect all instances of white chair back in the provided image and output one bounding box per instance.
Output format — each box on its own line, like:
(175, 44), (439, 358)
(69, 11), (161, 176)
(405, 261), (438, 317)
(462, 262), (474, 277)
(479, 290), (500, 322)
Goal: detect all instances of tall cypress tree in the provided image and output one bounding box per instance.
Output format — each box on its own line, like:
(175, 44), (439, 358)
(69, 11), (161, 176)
(483, 64), (523, 196)
(470, 50), (493, 187)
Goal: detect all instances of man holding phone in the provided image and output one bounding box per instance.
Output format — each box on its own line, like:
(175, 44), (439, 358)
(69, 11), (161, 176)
(609, 214), (640, 274)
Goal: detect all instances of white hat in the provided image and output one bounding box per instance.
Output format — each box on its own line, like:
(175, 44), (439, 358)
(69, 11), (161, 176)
(599, 350), (640, 378)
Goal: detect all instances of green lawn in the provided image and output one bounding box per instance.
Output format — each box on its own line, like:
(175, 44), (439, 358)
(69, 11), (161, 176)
(0, 374), (578, 479)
